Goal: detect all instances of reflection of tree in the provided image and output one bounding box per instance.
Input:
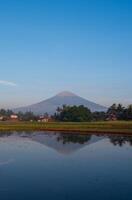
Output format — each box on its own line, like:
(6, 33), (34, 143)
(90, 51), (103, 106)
(0, 131), (13, 137)
(0, 132), (91, 145)
(1, 131), (132, 147)
(57, 134), (91, 144)
(109, 135), (132, 147)
(0, 131), (34, 138)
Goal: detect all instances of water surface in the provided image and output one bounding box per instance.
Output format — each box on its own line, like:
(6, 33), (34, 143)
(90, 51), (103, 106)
(0, 131), (132, 200)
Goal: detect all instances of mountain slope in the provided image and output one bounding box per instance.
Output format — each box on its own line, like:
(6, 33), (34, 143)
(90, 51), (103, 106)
(14, 91), (107, 114)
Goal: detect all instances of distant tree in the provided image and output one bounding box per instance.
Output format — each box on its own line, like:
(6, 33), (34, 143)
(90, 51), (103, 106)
(6, 109), (14, 117)
(107, 104), (117, 115)
(116, 104), (125, 120)
(17, 112), (24, 120)
(117, 104), (124, 112)
(126, 105), (132, 120)
(107, 104), (126, 120)
(0, 109), (6, 116)
(43, 112), (49, 118)
(92, 112), (106, 121)
(0, 109), (13, 117)
(54, 105), (92, 122)
(17, 112), (38, 121)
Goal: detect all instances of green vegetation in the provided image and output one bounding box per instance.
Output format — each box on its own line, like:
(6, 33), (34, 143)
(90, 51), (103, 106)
(1, 104), (132, 122)
(0, 104), (132, 134)
(17, 111), (39, 121)
(107, 104), (132, 120)
(55, 104), (132, 122)
(0, 121), (132, 134)
(0, 109), (38, 121)
(54, 105), (92, 122)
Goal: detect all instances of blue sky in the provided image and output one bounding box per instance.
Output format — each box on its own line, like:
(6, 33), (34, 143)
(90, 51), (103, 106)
(0, 0), (132, 108)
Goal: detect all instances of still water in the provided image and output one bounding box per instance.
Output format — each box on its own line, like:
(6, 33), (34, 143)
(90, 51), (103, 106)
(0, 131), (132, 200)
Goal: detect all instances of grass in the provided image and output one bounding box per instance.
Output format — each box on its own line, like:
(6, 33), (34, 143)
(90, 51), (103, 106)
(0, 121), (132, 134)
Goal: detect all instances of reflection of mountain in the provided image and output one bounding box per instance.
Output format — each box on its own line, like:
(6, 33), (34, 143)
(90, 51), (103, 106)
(0, 132), (132, 155)
(0, 132), (104, 155)
(30, 132), (104, 155)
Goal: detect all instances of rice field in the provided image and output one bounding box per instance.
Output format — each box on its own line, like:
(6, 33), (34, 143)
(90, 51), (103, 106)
(0, 121), (132, 134)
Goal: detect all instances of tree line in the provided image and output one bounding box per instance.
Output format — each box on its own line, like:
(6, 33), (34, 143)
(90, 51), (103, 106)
(54, 104), (132, 122)
(107, 104), (132, 120)
(0, 109), (38, 121)
(0, 103), (132, 122)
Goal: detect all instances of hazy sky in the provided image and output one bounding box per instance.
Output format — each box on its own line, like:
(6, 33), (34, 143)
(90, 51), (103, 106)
(0, 0), (132, 108)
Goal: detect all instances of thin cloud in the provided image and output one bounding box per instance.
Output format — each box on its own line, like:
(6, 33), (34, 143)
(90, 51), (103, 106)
(0, 80), (17, 87)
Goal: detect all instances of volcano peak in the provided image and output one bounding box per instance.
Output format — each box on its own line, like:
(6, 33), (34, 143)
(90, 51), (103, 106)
(56, 91), (77, 97)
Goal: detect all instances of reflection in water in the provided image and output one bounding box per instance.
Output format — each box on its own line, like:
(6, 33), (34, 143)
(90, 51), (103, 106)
(0, 159), (14, 166)
(0, 131), (132, 156)
(0, 131), (132, 148)
(30, 132), (102, 154)
(56, 134), (91, 144)
(0, 131), (132, 200)
(108, 135), (132, 146)
(1, 131), (132, 143)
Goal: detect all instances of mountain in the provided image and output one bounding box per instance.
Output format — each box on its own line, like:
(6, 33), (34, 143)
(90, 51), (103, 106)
(14, 91), (107, 114)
